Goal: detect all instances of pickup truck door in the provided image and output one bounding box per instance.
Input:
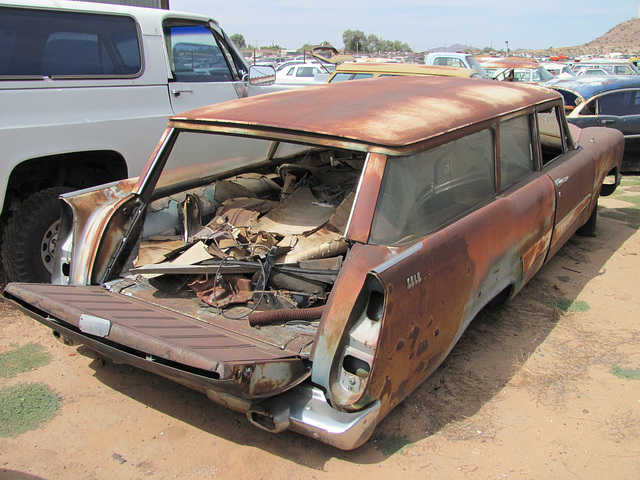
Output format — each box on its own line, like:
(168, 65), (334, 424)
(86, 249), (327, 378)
(164, 23), (250, 114)
(543, 147), (595, 260)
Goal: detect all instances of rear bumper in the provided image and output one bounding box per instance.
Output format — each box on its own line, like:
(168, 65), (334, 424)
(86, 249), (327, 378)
(4, 288), (380, 450)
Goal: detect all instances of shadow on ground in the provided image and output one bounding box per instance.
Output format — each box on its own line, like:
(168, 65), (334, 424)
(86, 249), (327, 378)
(73, 205), (636, 469)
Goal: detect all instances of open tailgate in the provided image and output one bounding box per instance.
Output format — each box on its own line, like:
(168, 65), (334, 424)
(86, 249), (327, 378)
(3, 283), (310, 399)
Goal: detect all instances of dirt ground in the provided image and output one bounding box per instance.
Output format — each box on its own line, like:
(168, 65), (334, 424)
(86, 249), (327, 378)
(1, 181), (639, 480)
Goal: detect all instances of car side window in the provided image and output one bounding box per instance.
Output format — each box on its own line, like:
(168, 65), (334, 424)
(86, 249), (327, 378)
(597, 90), (640, 116)
(500, 115), (534, 190)
(370, 129), (495, 245)
(330, 73), (352, 82)
(165, 23), (236, 83)
(434, 57), (464, 68)
(0, 7), (142, 78)
(296, 66), (318, 78)
(580, 99), (596, 116)
(538, 106), (569, 165)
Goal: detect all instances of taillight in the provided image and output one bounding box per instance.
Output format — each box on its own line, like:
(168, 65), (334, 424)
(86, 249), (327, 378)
(330, 274), (384, 409)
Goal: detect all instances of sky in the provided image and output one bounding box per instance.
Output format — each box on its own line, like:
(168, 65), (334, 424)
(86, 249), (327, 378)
(170, 0), (640, 52)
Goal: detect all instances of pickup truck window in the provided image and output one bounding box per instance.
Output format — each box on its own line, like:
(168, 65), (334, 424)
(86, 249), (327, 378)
(370, 129), (495, 245)
(500, 115), (534, 189)
(165, 24), (237, 83)
(0, 7), (141, 78)
(434, 57), (465, 68)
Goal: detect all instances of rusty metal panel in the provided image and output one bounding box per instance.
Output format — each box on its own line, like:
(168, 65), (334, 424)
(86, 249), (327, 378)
(171, 76), (560, 151)
(4, 283), (301, 365)
(346, 153), (386, 244)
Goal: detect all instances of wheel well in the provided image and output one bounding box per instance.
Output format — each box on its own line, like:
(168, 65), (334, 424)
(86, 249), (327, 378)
(600, 166), (620, 197)
(3, 151), (128, 216)
(486, 285), (514, 309)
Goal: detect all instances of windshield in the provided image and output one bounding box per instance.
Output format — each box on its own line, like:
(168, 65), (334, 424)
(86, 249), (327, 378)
(466, 56), (488, 78)
(151, 131), (313, 196)
(534, 67), (554, 82)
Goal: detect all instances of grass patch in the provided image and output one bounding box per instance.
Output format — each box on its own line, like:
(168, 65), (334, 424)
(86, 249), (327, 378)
(602, 177), (640, 229)
(611, 365), (640, 380)
(0, 382), (61, 438)
(600, 207), (640, 229)
(372, 433), (412, 455)
(0, 343), (52, 379)
(543, 295), (590, 313)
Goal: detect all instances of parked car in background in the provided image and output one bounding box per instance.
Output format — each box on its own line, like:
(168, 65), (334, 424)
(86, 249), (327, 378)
(480, 58), (554, 83)
(275, 59), (318, 72)
(4, 76), (623, 450)
(546, 75), (640, 172)
(327, 62), (480, 82)
(424, 52), (489, 78)
(574, 67), (612, 76)
(540, 62), (576, 78)
(275, 63), (333, 85)
(0, 0), (278, 283)
(572, 59), (640, 76)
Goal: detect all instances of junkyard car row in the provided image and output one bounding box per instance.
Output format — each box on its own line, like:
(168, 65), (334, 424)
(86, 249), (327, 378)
(546, 75), (640, 173)
(4, 75), (624, 449)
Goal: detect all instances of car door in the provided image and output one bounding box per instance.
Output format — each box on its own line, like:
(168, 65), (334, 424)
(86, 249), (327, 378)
(164, 22), (249, 114)
(596, 89), (640, 167)
(540, 106), (596, 259)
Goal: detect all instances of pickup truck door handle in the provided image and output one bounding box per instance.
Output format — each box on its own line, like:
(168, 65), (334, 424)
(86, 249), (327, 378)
(601, 119), (615, 124)
(554, 176), (569, 187)
(171, 88), (194, 96)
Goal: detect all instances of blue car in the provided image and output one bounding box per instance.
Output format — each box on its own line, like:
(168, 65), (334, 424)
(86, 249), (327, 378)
(545, 75), (640, 172)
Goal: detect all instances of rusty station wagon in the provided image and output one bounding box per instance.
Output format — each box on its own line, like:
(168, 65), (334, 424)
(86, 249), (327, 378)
(4, 76), (623, 449)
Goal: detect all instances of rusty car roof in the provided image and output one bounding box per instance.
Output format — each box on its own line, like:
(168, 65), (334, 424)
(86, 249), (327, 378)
(170, 76), (561, 152)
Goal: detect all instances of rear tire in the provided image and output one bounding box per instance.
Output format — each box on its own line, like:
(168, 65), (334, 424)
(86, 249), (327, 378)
(577, 202), (597, 238)
(1, 187), (73, 283)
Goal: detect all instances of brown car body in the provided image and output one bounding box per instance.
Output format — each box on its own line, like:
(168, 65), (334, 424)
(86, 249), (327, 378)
(4, 76), (624, 449)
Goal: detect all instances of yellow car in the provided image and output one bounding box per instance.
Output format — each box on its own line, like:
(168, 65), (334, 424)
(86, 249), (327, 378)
(327, 61), (481, 82)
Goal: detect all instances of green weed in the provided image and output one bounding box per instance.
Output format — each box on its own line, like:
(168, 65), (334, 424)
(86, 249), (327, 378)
(0, 382), (61, 438)
(0, 343), (52, 379)
(543, 295), (590, 313)
(611, 365), (640, 380)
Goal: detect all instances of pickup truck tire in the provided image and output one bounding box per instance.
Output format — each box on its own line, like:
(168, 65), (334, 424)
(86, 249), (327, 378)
(2, 187), (73, 283)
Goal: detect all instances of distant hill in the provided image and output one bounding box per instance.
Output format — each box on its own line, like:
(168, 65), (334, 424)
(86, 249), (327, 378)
(533, 17), (640, 57)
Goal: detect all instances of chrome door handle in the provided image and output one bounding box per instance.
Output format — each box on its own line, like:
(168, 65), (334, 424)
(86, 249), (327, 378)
(554, 176), (569, 187)
(171, 88), (194, 96)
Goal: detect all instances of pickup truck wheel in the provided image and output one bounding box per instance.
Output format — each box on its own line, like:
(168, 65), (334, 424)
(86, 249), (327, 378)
(1, 187), (73, 283)
(577, 202), (598, 237)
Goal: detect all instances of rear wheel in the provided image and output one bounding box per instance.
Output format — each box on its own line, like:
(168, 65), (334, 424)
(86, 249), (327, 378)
(2, 187), (73, 283)
(577, 202), (598, 238)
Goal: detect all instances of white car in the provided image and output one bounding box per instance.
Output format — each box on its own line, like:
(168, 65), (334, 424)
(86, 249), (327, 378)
(275, 63), (332, 85)
(540, 63), (576, 78)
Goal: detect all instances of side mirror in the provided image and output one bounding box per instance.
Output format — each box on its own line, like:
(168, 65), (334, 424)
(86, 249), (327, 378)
(249, 65), (276, 86)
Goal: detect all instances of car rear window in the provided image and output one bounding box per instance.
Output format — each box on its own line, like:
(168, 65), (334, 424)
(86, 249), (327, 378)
(0, 7), (141, 78)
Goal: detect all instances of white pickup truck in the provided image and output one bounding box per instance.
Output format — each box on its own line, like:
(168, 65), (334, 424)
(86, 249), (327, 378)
(0, 0), (277, 282)
(424, 52), (489, 79)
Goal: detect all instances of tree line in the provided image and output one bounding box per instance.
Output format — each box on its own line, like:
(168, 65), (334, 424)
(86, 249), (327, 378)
(230, 30), (413, 54)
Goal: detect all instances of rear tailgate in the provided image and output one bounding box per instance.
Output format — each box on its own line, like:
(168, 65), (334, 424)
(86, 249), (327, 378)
(3, 283), (310, 399)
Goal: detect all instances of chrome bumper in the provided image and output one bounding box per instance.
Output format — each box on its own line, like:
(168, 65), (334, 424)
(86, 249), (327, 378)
(247, 385), (381, 450)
